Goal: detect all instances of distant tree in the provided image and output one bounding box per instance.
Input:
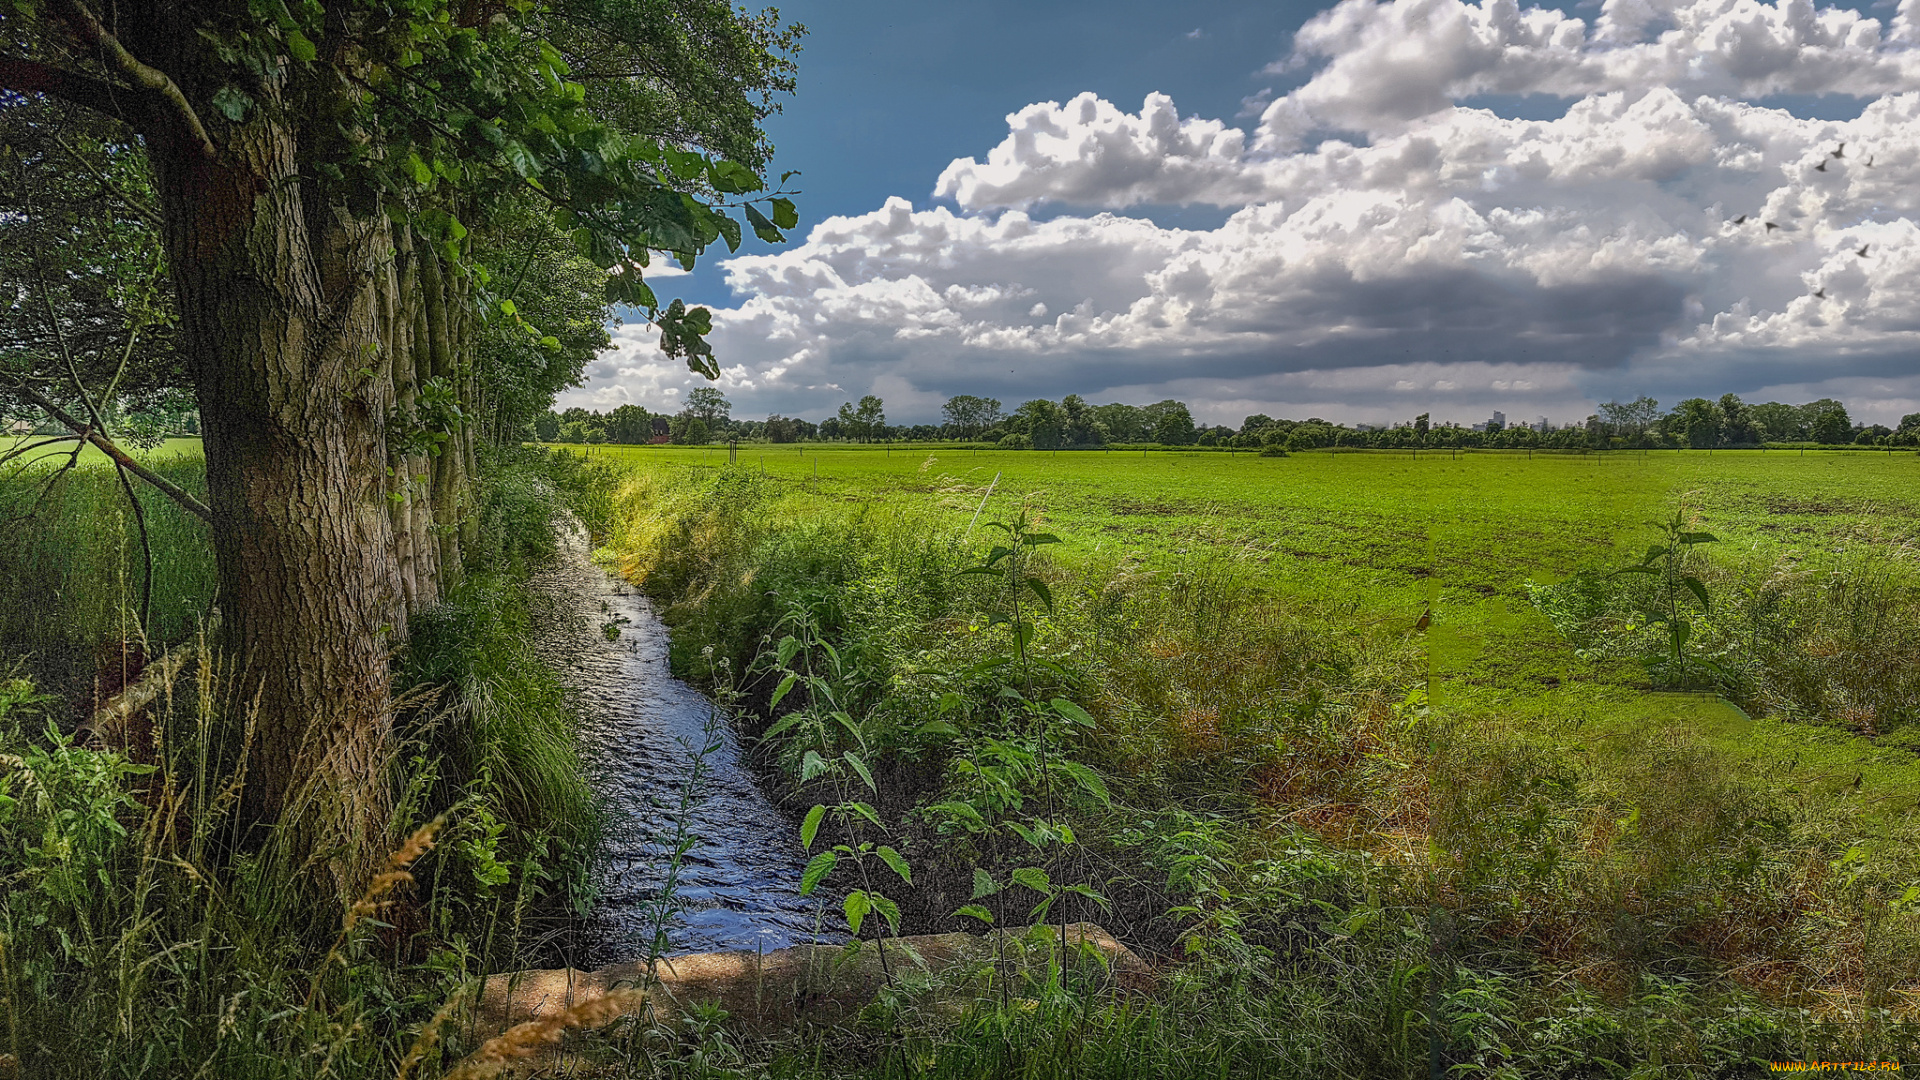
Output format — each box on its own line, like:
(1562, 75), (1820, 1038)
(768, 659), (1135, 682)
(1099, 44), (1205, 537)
(688, 387), (732, 426)
(855, 395), (887, 440)
(606, 404), (654, 444)
(1750, 401), (1805, 442)
(534, 412), (562, 442)
(765, 415), (803, 443)
(942, 394), (1003, 439)
(1414, 412), (1431, 446)
(819, 415), (846, 441)
(1141, 400), (1197, 445)
(1060, 394), (1107, 446)
(1805, 398), (1852, 444)
(1600, 396), (1660, 445)
(1093, 402), (1146, 442)
(1013, 399), (1066, 449)
(558, 420), (590, 444)
(668, 413), (710, 445)
(1719, 394), (1758, 446)
(1671, 398), (1722, 448)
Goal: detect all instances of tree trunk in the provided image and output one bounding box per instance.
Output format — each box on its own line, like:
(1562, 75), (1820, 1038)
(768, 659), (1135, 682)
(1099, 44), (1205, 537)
(147, 83), (402, 895)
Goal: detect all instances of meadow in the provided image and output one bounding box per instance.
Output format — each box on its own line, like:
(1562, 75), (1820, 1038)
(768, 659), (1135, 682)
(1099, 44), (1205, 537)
(589, 442), (1920, 1073)
(2, 439), (1918, 1076)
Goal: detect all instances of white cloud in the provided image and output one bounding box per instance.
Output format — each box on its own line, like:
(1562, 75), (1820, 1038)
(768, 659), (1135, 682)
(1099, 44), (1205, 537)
(569, 0), (1920, 427)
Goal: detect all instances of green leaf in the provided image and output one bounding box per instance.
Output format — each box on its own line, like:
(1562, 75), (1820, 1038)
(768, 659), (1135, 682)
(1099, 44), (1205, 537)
(876, 845), (912, 884)
(800, 749), (832, 783)
(743, 203), (784, 244)
(915, 719), (961, 738)
(210, 86), (254, 122)
(1063, 883), (1112, 909)
(503, 140), (539, 179)
(843, 890), (870, 936)
(1023, 576), (1054, 613)
(761, 711), (806, 740)
(1049, 698), (1097, 728)
(955, 904), (994, 924)
(538, 335), (561, 351)
(1678, 531), (1718, 545)
(849, 801), (884, 828)
(801, 804), (826, 851)
(972, 867), (1001, 899)
(1010, 866), (1052, 893)
(1681, 575), (1711, 612)
(770, 197), (799, 230)
(708, 159), (761, 195)
(871, 893), (901, 935)
(1024, 533), (1063, 545)
(769, 673), (799, 710)
(498, 298), (517, 317)
(800, 851), (837, 896)
(843, 750), (877, 793)
(931, 800), (987, 832)
(285, 28), (318, 62)
(1059, 761), (1111, 804)
(405, 153), (433, 187)
(776, 635), (802, 665)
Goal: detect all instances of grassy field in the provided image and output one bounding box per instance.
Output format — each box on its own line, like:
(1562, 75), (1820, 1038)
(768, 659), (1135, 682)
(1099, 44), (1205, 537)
(585, 442), (1920, 1071)
(4, 439), (1916, 1075)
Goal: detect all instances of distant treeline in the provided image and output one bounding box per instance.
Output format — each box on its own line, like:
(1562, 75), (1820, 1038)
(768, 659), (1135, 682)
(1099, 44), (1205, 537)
(537, 390), (1920, 450)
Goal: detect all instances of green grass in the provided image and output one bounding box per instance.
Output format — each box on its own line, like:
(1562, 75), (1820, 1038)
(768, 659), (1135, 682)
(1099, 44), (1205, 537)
(0, 443), (615, 1079)
(585, 444), (1920, 1071)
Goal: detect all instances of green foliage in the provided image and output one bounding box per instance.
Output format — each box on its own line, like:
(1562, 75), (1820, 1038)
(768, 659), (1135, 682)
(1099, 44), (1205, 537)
(1609, 510), (1723, 689)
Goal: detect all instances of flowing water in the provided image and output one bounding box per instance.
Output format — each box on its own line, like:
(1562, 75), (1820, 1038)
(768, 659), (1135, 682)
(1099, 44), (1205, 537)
(531, 523), (842, 964)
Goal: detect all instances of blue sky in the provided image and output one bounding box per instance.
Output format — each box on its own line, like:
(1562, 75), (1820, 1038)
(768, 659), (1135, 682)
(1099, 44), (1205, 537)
(664, 0), (1325, 307)
(574, 0), (1920, 428)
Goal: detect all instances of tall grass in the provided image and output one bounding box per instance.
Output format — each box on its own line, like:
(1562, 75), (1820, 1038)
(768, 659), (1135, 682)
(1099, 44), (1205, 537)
(0, 444), (622, 1077)
(0, 450), (214, 703)
(591, 461), (1920, 1073)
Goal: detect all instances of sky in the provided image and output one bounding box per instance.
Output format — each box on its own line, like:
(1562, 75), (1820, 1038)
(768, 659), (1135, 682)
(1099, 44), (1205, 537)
(559, 0), (1920, 429)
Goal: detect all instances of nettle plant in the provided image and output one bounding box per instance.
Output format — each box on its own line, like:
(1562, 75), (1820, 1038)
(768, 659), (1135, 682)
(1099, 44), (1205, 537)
(1613, 510), (1725, 690)
(759, 603), (911, 950)
(929, 506), (1111, 932)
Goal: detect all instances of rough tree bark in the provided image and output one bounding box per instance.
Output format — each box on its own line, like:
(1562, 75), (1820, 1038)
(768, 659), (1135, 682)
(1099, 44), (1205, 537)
(143, 78), (407, 887)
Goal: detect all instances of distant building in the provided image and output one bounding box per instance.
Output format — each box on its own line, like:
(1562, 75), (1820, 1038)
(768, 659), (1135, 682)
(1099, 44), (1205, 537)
(1490, 411), (1506, 428)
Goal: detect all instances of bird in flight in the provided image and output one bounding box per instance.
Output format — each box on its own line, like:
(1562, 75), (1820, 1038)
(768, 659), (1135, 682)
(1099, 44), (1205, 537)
(1814, 160), (1828, 172)
(1765, 221), (1780, 232)
(1731, 214), (1747, 225)
(1865, 155), (1874, 167)
(1830, 143), (1846, 158)
(1813, 287), (1828, 299)
(1857, 243), (1871, 257)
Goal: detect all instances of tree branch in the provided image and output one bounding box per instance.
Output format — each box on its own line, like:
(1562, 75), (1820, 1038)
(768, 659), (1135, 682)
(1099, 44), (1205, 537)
(7, 382), (214, 523)
(44, 0), (216, 160)
(0, 56), (153, 124)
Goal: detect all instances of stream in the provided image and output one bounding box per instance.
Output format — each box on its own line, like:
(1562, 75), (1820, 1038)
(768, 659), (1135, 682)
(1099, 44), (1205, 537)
(530, 523), (842, 964)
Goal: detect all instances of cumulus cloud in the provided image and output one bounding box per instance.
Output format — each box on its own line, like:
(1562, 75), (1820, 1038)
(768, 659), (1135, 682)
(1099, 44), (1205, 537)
(566, 0), (1920, 427)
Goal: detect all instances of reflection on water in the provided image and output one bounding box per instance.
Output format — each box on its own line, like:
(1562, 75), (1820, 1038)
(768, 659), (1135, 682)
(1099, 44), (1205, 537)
(529, 523), (842, 963)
